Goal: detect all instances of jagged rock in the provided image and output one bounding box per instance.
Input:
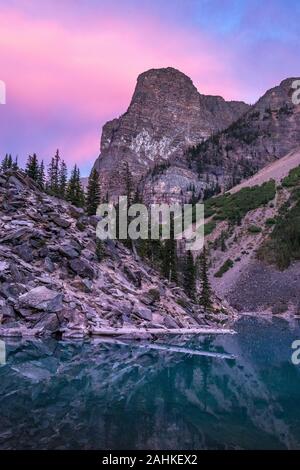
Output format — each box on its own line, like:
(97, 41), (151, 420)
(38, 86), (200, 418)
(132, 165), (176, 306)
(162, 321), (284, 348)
(44, 257), (55, 273)
(0, 300), (15, 323)
(68, 205), (84, 219)
(0, 261), (9, 274)
(0, 282), (26, 299)
(8, 175), (25, 190)
(33, 312), (61, 333)
(88, 215), (101, 227)
(72, 277), (93, 293)
(51, 215), (71, 229)
(123, 266), (142, 288)
(69, 258), (95, 279)
(14, 243), (34, 262)
(132, 303), (152, 321)
(163, 315), (179, 329)
(59, 244), (79, 259)
(81, 248), (96, 261)
(19, 286), (63, 312)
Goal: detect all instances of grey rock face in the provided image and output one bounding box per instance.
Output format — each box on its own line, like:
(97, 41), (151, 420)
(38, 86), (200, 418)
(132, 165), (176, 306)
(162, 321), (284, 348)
(93, 67), (249, 200)
(132, 303), (153, 322)
(194, 77), (300, 190)
(19, 286), (63, 312)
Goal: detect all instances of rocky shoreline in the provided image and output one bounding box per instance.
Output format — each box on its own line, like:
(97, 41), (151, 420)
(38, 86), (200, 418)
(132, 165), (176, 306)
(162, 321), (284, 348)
(0, 171), (234, 340)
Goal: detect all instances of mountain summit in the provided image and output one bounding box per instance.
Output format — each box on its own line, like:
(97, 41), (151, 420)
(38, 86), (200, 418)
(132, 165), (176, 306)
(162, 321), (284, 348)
(93, 67), (249, 200)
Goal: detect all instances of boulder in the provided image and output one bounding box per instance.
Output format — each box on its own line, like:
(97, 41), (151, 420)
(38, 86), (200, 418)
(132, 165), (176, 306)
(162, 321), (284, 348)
(163, 315), (179, 329)
(72, 277), (93, 293)
(14, 243), (34, 262)
(123, 266), (142, 288)
(59, 244), (79, 259)
(68, 205), (84, 219)
(34, 312), (61, 333)
(0, 261), (9, 274)
(19, 286), (63, 312)
(51, 215), (71, 229)
(44, 257), (55, 273)
(69, 258), (95, 279)
(132, 303), (152, 321)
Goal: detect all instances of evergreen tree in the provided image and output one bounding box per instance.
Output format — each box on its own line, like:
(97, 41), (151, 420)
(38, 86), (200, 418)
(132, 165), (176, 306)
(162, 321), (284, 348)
(25, 153), (39, 181)
(58, 159), (68, 198)
(199, 247), (212, 310)
(47, 149), (60, 195)
(220, 231), (227, 252)
(183, 250), (196, 299)
(66, 164), (85, 207)
(37, 160), (45, 190)
(95, 238), (106, 261)
(12, 156), (19, 170)
(0, 154), (13, 172)
(162, 213), (177, 282)
(86, 168), (101, 215)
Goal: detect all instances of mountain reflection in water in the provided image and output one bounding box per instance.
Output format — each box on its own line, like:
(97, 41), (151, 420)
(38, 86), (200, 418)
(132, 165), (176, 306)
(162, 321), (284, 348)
(1, 316), (300, 450)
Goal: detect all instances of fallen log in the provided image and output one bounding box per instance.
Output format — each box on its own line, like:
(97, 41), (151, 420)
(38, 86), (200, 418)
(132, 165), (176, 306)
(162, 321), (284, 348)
(90, 327), (236, 337)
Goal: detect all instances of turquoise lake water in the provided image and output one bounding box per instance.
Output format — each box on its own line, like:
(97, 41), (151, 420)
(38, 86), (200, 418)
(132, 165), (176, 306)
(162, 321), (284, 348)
(1, 316), (300, 450)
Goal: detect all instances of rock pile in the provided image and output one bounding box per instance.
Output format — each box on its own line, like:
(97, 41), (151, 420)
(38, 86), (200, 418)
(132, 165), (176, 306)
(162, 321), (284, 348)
(0, 171), (231, 338)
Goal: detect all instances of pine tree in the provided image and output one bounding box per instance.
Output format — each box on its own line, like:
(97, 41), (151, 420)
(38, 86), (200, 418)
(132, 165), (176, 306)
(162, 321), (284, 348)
(95, 238), (106, 261)
(12, 156), (18, 170)
(162, 213), (177, 282)
(220, 231), (227, 252)
(0, 154), (13, 172)
(47, 149), (60, 195)
(58, 159), (68, 198)
(66, 164), (85, 207)
(183, 250), (196, 300)
(37, 160), (45, 190)
(25, 153), (39, 181)
(86, 168), (101, 215)
(199, 247), (212, 310)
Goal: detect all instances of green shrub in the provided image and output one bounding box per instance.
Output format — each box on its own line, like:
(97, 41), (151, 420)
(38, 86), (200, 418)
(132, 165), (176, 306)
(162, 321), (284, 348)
(282, 166), (300, 188)
(204, 220), (216, 236)
(214, 259), (234, 277)
(259, 193), (300, 269)
(266, 217), (276, 225)
(248, 225), (262, 233)
(204, 180), (276, 223)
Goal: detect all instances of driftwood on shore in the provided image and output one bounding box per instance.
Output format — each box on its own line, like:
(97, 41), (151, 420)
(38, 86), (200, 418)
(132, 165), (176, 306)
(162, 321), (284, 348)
(90, 327), (236, 337)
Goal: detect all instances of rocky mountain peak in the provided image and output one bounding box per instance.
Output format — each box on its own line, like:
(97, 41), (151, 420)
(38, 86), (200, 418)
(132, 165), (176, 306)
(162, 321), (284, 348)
(94, 67), (249, 200)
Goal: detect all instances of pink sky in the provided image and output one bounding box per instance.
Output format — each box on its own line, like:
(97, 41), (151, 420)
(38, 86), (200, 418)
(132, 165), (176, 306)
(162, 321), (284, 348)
(0, 0), (298, 175)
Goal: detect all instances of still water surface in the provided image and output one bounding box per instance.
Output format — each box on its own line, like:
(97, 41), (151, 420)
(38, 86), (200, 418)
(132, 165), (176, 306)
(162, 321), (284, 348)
(1, 317), (300, 449)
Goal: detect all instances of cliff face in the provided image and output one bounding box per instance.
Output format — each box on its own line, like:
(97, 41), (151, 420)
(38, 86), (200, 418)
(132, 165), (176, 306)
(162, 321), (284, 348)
(93, 67), (249, 200)
(193, 77), (300, 190)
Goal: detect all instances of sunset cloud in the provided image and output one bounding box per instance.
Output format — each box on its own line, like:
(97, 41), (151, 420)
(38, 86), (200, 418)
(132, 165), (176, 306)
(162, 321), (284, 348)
(0, 0), (298, 174)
